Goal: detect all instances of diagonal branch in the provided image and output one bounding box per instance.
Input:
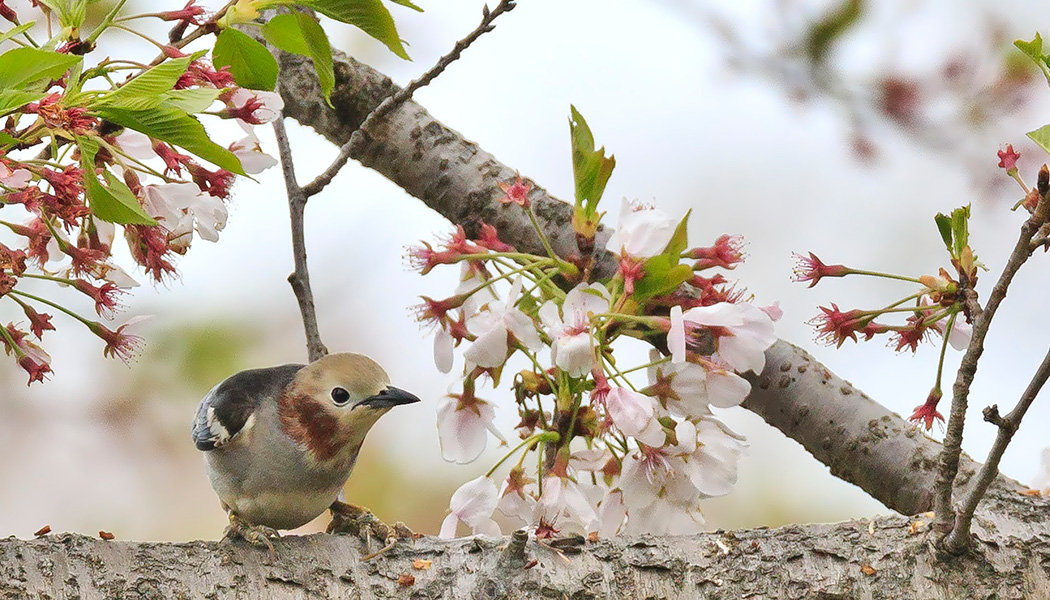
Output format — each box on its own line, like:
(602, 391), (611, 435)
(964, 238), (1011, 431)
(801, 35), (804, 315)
(301, 0), (518, 198)
(271, 42), (1026, 514)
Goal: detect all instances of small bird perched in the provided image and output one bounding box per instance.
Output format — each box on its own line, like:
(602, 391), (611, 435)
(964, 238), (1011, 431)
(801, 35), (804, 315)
(191, 353), (420, 546)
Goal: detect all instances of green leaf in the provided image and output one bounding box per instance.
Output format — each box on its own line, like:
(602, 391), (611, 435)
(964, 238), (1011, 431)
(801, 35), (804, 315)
(163, 88), (222, 114)
(296, 0), (411, 60)
(1015, 33), (1050, 84)
(950, 205), (970, 257)
(662, 210), (691, 262)
(97, 52), (204, 108)
(93, 170), (159, 225)
(262, 13), (335, 103)
(804, 0), (862, 63)
(37, 0), (87, 29)
(630, 213), (693, 302)
(95, 105), (245, 175)
(934, 213), (953, 251)
(387, 0), (423, 11)
(262, 13), (311, 55)
(0, 22), (35, 46)
(0, 90), (46, 116)
(1027, 124), (1050, 155)
(0, 47), (81, 90)
(633, 261), (692, 302)
(213, 28), (279, 90)
(1015, 32), (1044, 62)
(569, 105), (615, 216)
(77, 137), (158, 225)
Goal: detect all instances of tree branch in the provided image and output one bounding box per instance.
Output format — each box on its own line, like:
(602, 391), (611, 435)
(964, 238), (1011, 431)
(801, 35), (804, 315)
(273, 115), (328, 362)
(945, 341), (1050, 550)
(301, 0), (517, 198)
(5, 504), (1050, 598)
(937, 181), (1050, 552)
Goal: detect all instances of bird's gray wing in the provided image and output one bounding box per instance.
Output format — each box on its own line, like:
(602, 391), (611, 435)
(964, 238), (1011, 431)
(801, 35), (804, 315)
(191, 363), (304, 451)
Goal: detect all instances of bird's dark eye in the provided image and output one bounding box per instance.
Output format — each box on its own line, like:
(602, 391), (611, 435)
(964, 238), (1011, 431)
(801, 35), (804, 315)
(331, 387), (351, 406)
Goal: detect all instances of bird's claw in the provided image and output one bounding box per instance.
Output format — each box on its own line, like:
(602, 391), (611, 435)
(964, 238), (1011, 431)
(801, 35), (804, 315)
(327, 500), (417, 560)
(223, 513), (279, 558)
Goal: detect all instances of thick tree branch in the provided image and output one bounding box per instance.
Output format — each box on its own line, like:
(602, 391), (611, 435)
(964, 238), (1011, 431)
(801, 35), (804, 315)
(4, 497), (1049, 598)
(271, 46), (1027, 515)
(743, 340), (1022, 516)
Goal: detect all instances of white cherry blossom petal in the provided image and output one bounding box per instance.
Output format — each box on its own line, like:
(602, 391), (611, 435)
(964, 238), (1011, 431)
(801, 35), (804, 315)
(440, 476), (500, 538)
(436, 395), (497, 464)
(605, 197), (677, 258)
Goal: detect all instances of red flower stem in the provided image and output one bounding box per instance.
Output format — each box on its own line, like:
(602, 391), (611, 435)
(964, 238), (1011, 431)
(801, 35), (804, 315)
(9, 290), (89, 326)
(0, 323), (26, 360)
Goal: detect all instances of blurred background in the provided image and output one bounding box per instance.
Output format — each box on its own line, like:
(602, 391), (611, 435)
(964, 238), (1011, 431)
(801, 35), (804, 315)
(2, 0), (1049, 541)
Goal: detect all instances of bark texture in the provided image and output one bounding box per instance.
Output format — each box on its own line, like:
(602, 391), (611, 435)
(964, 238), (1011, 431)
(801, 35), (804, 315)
(4, 490), (1050, 599)
(743, 341), (1024, 516)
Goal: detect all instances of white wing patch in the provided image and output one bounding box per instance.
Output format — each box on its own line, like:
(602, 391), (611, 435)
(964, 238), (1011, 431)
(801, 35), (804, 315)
(207, 406), (231, 447)
(207, 407), (256, 448)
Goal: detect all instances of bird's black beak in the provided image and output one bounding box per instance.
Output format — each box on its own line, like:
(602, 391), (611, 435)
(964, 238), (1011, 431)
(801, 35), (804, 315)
(357, 386), (421, 409)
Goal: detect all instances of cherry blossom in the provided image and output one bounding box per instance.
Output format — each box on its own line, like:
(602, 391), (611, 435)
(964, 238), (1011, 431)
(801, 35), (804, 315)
(619, 448), (705, 536)
(997, 144), (1019, 172)
(689, 417), (747, 498)
(114, 130), (157, 161)
(0, 161), (31, 189)
(605, 198), (677, 258)
(463, 276), (540, 369)
(497, 172), (532, 208)
(604, 387), (665, 447)
(537, 475), (599, 534)
(226, 89), (284, 126)
(539, 282), (609, 377)
(497, 468), (537, 526)
(436, 389), (505, 464)
(792, 252), (850, 287)
(909, 388), (944, 431)
(440, 476), (501, 539)
(669, 303), (777, 374)
(142, 183), (197, 228)
(596, 489), (626, 538)
(229, 131), (278, 174)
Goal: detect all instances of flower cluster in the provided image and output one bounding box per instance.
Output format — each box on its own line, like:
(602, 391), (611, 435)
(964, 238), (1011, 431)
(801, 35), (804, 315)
(0, 2), (281, 383)
(413, 110), (778, 539)
(793, 205), (980, 430)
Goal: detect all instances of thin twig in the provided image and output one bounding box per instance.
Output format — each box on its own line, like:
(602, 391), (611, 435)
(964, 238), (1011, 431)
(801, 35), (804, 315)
(301, 0), (518, 198)
(943, 342), (1050, 551)
(272, 115), (328, 362)
(147, 1), (234, 67)
(933, 173), (1050, 552)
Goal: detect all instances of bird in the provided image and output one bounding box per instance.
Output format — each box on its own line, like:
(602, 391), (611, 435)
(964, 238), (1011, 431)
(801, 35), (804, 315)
(191, 352), (420, 547)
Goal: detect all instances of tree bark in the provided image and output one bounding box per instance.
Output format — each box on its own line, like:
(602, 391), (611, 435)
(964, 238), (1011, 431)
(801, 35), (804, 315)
(4, 487), (1049, 599)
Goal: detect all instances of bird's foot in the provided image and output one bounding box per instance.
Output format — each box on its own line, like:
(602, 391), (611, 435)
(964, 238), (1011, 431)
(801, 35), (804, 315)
(223, 513), (279, 558)
(327, 500), (417, 561)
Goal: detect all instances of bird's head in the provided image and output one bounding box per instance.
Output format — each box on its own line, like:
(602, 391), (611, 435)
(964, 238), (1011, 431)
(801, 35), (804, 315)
(277, 353), (420, 463)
